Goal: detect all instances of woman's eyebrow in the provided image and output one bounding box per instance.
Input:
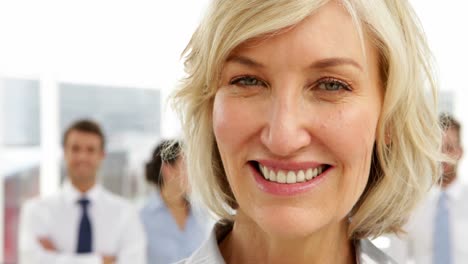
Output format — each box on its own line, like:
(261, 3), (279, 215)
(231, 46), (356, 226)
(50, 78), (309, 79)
(226, 55), (265, 68)
(226, 55), (363, 72)
(310, 57), (363, 72)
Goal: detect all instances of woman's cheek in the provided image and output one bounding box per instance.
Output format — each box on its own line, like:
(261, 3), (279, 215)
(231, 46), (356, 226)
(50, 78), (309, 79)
(213, 90), (263, 147)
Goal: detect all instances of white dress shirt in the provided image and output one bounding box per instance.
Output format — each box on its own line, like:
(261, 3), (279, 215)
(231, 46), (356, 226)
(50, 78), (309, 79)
(385, 180), (468, 264)
(18, 182), (146, 264)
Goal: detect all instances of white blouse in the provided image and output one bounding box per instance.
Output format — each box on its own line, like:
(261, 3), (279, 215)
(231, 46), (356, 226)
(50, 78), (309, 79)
(178, 222), (396, 264)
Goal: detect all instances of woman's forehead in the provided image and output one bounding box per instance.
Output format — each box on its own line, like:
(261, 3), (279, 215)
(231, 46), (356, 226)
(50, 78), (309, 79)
(225, 3), (375, 73)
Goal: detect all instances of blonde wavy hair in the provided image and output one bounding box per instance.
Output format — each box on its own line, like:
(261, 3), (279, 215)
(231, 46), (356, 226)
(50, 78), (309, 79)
(173, 0), (442, 239)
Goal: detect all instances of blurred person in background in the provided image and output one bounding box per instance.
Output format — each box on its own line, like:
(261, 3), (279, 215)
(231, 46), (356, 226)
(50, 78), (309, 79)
(399, 114), (468, 264)
(18, 119), (146, 264)
(140, 139), (212, 264)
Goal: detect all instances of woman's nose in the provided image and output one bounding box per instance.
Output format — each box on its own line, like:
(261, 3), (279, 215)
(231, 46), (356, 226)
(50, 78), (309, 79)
(260, 90), (312, 157)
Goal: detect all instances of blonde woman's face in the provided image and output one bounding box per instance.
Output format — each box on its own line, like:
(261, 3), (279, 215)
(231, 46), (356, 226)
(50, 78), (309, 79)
(213, 1), (383, 238)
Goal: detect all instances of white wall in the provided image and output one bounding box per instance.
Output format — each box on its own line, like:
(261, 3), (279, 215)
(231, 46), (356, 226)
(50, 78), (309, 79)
(0, 0), (210, 137)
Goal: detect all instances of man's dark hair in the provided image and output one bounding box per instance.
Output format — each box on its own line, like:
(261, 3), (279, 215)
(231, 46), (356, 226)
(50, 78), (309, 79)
(146, 139), (182, 188)
(440, 113), (461, 133)
(62, 119), (106, 149)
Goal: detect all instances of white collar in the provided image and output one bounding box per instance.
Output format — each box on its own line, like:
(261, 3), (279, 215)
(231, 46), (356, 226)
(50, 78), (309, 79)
(62, 180), (102, 204)
(434, 179), (464, 201)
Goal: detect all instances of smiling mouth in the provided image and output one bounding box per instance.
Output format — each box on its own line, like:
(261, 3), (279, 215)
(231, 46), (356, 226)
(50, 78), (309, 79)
(251, 161), (331, 184)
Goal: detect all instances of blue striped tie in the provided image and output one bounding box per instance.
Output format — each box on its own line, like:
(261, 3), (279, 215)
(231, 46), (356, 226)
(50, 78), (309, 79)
(77, 198), (92, 253)
(433, 191), (452, 264)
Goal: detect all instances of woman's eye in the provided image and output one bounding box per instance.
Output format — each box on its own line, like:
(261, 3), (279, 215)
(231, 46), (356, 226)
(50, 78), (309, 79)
(229, 76), (266, 87)
(317, 79), (351, 91)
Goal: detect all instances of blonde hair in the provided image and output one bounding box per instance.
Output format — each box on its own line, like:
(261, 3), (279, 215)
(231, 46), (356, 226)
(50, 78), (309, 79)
(173, 0), (442, 239)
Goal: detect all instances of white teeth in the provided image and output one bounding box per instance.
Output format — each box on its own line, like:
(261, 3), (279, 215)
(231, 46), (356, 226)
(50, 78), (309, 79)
(269, 170), (277, 181)
(259, 164), (327, 184)
(277, 171), (286, 183)
(297, 170), (305, 182)
(306, 168), (313, 180)
(263, 166), (269, 180)
(286, 171), (296, 184)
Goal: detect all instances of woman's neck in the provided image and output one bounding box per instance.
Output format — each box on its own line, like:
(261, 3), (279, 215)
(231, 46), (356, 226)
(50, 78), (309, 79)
(219, 213), (355, 264)
(160, 186), (186, 207)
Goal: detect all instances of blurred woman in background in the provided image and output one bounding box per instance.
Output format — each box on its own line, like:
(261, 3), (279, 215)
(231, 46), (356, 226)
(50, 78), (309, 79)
(140, 140), (211, 264)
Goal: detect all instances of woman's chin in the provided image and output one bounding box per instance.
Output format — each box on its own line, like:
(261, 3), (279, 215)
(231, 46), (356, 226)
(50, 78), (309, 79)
(249, 208), (333, 240)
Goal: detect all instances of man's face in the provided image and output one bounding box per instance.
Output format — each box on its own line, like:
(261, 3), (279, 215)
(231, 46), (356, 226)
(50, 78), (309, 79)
(441, 127), (463, 187)
(64, 130), (105, 187)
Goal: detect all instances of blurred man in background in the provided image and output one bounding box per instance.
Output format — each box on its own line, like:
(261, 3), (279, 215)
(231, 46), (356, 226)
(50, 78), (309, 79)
(401, 114), (468, 263)
(19, 119), (146, 264)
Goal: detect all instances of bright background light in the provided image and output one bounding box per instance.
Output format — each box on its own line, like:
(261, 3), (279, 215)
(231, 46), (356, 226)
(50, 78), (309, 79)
(0, 0), (211, 137)
(0, 1), (467, 262)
